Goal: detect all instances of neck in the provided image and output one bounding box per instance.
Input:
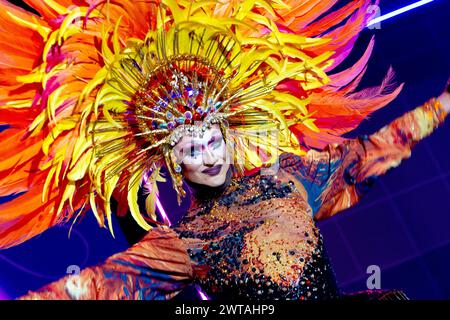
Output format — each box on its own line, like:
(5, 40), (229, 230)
(185, 166), (233, 201)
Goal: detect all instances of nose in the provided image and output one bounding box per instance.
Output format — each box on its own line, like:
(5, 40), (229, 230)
(202, 147), (216, 167)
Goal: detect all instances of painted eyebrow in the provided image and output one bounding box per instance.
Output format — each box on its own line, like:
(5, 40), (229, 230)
(207, 135), (221, 146)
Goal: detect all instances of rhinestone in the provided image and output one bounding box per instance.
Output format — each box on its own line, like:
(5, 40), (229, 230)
(184, 111), (193, 120)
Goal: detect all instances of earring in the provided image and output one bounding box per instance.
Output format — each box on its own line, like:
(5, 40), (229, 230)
(174, 163), (182, 173)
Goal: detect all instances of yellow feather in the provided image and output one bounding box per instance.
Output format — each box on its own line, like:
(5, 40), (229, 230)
(145, 191), (157, 222)
(163, 0), (184, 23)
(277, 33), (331, 47)
(246, 100), (290, 141)
(254, 0), (278, 17)
(47, 84), (69, 123)
(235, 0), (257, 20)
(93, 152), (124, 193)
(90, 191), (105, 227)
(4, 99), (32, 109)
(128, 169), (152, 231)
(103, 107), (123, 129)
(112, 16), (123, 55)
(103, 170), (120, 238)
(271, 92), (309, 116)
(302, 118), (320, 132)
(28, 110), (47, 137)
(42, 119), (76, 155)
(43, 31), (59, 63)
(53, 148), (65, 188)
(101, 25), (115, 65)
(189, 0), (220, 14)
(42, 166), (56, 202)
(56, 182), (76, 217)
(67, 150), (92, 181)
(80, 68), (108, 113)
(43, 0), (68, 15)
(16, 65), (45, 84)
(70, 135), (91, 170)
(5, 11), (51, 40)
(57, 26), (80, 46)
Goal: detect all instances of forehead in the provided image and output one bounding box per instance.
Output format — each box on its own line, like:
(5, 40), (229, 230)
(174, 125), (223, 148)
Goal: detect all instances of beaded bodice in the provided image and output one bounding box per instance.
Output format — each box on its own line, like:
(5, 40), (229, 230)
(172, 167), (340, 300)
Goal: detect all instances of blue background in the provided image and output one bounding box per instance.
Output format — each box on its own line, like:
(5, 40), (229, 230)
(0, 0), (449, 300)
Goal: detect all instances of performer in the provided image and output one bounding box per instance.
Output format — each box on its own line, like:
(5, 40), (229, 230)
(0, 0), (448, 299)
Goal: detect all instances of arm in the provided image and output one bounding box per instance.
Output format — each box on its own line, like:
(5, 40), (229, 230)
(281, 95), (449, 221)
(18, 227), (193, 300)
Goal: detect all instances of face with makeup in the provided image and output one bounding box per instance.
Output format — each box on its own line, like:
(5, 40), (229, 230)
(172, 124), (230, 187)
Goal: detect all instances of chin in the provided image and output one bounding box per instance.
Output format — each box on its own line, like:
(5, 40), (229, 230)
(204, 176), (227, 187)
(200, 174), (226, 187)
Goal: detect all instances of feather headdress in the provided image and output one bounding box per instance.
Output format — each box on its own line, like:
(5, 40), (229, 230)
(0, 0), (402, 249)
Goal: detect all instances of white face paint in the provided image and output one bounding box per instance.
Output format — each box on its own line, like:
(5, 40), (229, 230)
(172, 124), (231, 187)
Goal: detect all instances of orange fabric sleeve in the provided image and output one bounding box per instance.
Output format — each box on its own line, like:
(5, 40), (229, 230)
(18, 227), (193, 300)
(280, 98), (448, 220)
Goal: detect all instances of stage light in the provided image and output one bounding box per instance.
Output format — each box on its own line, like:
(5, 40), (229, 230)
(196, 285), (210, 300)
(155, 196), (171, 226)
(367, 0), (434, 27)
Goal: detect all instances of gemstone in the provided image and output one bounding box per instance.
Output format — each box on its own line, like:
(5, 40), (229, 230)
(158, 99), (168, 108)
(184, 111), (193, 120)
(171, 92), (181, 99)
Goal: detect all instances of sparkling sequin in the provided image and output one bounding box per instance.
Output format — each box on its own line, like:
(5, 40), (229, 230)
(173, 169), (341, 300)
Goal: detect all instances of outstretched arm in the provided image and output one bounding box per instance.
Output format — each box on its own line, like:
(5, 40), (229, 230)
(281, 90), (449, 221)
(18, 227), (193, 300)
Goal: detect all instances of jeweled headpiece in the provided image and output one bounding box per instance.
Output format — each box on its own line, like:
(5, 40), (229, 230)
(0, 0), (402, 248)
(92, 26), (277, 217)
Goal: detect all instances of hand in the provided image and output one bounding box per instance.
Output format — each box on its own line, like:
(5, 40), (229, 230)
(437, 78), (450, 114)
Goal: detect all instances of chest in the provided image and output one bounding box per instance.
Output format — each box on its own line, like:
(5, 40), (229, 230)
(173, 172), (340, 299)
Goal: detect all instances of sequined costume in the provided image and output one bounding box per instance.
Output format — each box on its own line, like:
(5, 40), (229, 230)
(19, 98), (447, 300)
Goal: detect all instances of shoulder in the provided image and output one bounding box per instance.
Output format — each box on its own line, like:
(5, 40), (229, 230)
(278, 150), (326, 169)
(278, 152), (304, 168)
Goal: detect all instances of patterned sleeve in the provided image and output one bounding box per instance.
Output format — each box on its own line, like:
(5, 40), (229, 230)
(18, 227), (193, 300)
(280, 98), (448, 221)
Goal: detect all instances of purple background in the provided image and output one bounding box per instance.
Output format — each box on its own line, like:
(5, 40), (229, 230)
(1, 0), (450, 300)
